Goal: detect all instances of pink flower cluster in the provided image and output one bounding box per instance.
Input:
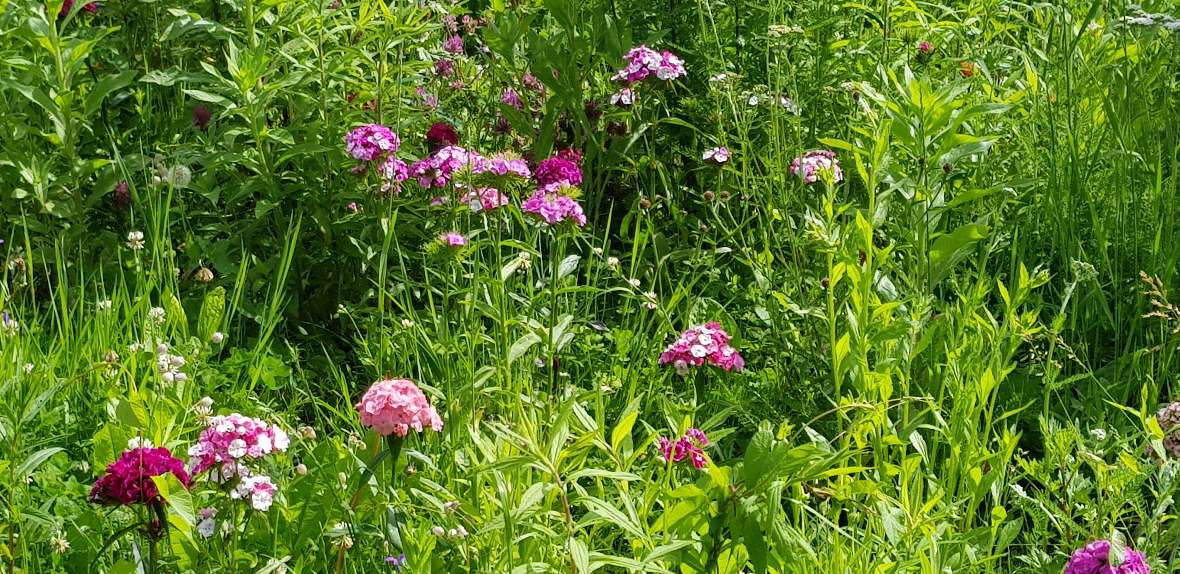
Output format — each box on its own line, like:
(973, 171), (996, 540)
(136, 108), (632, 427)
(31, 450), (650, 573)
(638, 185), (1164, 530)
(702, 147), (730, 164)
(187, 413), (291, 475)
(789, 150), (843, 184)
(345, 124), (400, 162)
(232, 475), (277, 512)
(483, 153), (531, 179)
(462, 187), (510, 212)
(440, 231), (467, 247)
(409, 146), (485, 188)
(659, 428), (709, 469)
(443, 35), (464, 54)
(659, 322), (745, 374)
(379, 156), (410, 193)
(612, 45), (687, 84)
(500, 88), (524, 110)
(59, 0), (98, 17)
(90, 447), (191, 506)
(1065, 540), (1151, 574)
(534, 156), (583, 187)
(522, 182), (587, 227)
(356, 378), (444, 437)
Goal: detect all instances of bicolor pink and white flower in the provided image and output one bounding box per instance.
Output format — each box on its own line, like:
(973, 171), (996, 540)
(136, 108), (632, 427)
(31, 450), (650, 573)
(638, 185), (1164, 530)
(702, 147), (730, 164)
(612, 45), (687, 84)
(659, 428), (710, 469)
(659, 322), (744, 373)
(345, 124), (400, 162)
(187, 414), (290, 476)
(522, 182), (587, 227)
(789, 150), (843, 184)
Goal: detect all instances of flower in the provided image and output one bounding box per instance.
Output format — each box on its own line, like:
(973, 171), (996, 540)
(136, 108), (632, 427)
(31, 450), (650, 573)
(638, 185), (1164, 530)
(197, 507), (217, 538)
(58, 0), (98, 17)
(702, 147), (730, 164)
(409, 146), (487, 188)
(211, 331), (225, 344)
(522, 183), (587, 227)
(959, 60), (976, 78)
(345, 124), (400, 162)
(232, 475), (277, 511)
(50, 532), (69, 554)
(462, 187), (510, 212)
(148, 307), (166, 324)
(659, 428), (710, 469)
(1156, 402), (1180, 457)
(917, 41), (934, 56)
(500, 88), (524, 110)
(192, 105), (212, 130)
(378, 156), (409, 193)
(522, 73), (544, 92)
(482, 153), (532, 179)
(188, 414), (290, 475)
(612, 45), (686, 84)
(443, 35), (464, 54)
(126, 231), (145, 250)
(534, 155), (583, 187)
(113, 181), (131, 208)
(610, 88), (635, 106)
(425, 122), (460, 152)
(1, 312), (17, 336)
(194, 267), (214, 283)
(386, 554), (407, 569)
(440, 232), (467, 247)
(433, 58), (454, 77)
(356, 378), (444, 437)
(789, 150), (843, 184)
(89, 448), (191, 506)
(659, 323), (745, 373)
(1064, 539), (1150, 574)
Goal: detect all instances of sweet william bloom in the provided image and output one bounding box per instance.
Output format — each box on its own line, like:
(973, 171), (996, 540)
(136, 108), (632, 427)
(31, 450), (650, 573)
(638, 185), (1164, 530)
(89, 448), (191, 506)
(501, 88), (524, 110)
(58, 0), (98, 17)
(702, 147), (730, 164)
(612, 45), (687, 83)
(790, 150), (843, 184)
(522, 183), (587, 227)
(379, 156), (409, 194)
(462, 187), (510, 212)
(482, 153), (531, 179)
(345, 124), (400, 162)
(659, 428), (710, 469)
(659, 322), (745, 373)
(187, 414), (290, 475)
(534, 156), (583, 187)
(443, 35), (464, 54)
(232, 475), (277, 511)
(425, 122), (459, 151)
(356, 378), (444, 437)
(610, 88), (635, 106)
(917, 41), (934, 55)
(1064, 540), (1150, 574)
(440, 232), (467, 247)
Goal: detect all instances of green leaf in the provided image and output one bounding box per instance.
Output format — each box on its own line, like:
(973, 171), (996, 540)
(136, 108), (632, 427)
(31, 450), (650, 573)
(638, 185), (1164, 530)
(741, 430), (775, 487)
(198, 286), (226, 341)
(568, 538), (590, 573)
(557, 254), (580, 279)
(183, 89), (231, 106)
(91, 423), (131, 470)
(928, 223), (989, 289)
(17, 447), (63, 478)
(508, 332), (542, 364)
(84, 71), (136, 117)
(151, 473), (195, 529)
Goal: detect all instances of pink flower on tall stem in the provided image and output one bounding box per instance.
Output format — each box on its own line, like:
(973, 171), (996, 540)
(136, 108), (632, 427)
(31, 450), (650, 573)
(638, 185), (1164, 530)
(659, 322), (744, 374)
(345, 124), (400, 162)
(789, 150), (843, 184)
(611, 45), (687, 83)
(356, 378), (444, 437)
(522, 183), (587, 227)
(659, 428), (710, 469)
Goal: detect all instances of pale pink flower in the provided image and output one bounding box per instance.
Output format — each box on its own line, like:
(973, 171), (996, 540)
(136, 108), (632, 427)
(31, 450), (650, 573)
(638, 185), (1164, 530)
(356, 378), (444, 437)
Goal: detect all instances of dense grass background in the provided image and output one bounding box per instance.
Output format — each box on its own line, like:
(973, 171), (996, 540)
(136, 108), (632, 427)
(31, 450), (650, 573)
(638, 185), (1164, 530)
(4, 0), (1180, 572)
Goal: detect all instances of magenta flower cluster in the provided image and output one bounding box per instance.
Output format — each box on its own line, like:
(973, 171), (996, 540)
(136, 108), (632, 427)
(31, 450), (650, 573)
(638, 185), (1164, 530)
(659, 322), (745, 374)
(522, 182), (587, 227)
(89, 447), (191, 506)
(440, 231), (467, 247)
(345, 124), (401, 162)
(659, 428), (709, 469)
(789, 150), (843, 184)
(187, 413), (291, 476)
(1065, 540), (1151, 574)
(611, 45), (687, 84)
(409, 145), (484, 188)
(534, 156), (583, 187)
(462, 187), (510, 212)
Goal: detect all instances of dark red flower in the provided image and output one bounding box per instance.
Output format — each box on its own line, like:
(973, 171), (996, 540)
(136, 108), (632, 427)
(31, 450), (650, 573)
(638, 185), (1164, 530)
(89, 447), (191, 507)
(191, 105), (211, 130)
(425, 122), (459, 152)
(113, 180), (131, 208)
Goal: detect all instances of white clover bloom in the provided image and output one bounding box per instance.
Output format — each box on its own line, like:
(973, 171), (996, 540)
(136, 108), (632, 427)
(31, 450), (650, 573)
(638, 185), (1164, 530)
(126, 231), (145, 250)
(127, 436), (154, 449)
(148, 307), (166, 324)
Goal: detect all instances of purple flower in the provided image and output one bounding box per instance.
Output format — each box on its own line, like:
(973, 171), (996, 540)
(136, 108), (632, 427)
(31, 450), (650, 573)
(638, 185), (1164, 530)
(440, 232), (467, 247)
(702, 147), (730, 164)
(1065, 540), (1151, 574)
(534, 156), (582, 187)
(659, 428), (710, 469)
(610, 88), (635, 107)
(434, 59), (454, 78)
(386, 554), (407, 570)
(522, 182), (587, 227)
(500, 88), (524, 111)
(345, 124), (400, 162)
(789, 150), (843, 184)
(443, 35), (464, 54)
(611, 45), (686, 84)
(192, 105), (211, 130)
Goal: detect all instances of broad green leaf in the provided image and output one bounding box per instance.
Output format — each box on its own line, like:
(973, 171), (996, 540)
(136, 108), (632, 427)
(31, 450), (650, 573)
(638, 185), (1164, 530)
(17, 447), (63, 478)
